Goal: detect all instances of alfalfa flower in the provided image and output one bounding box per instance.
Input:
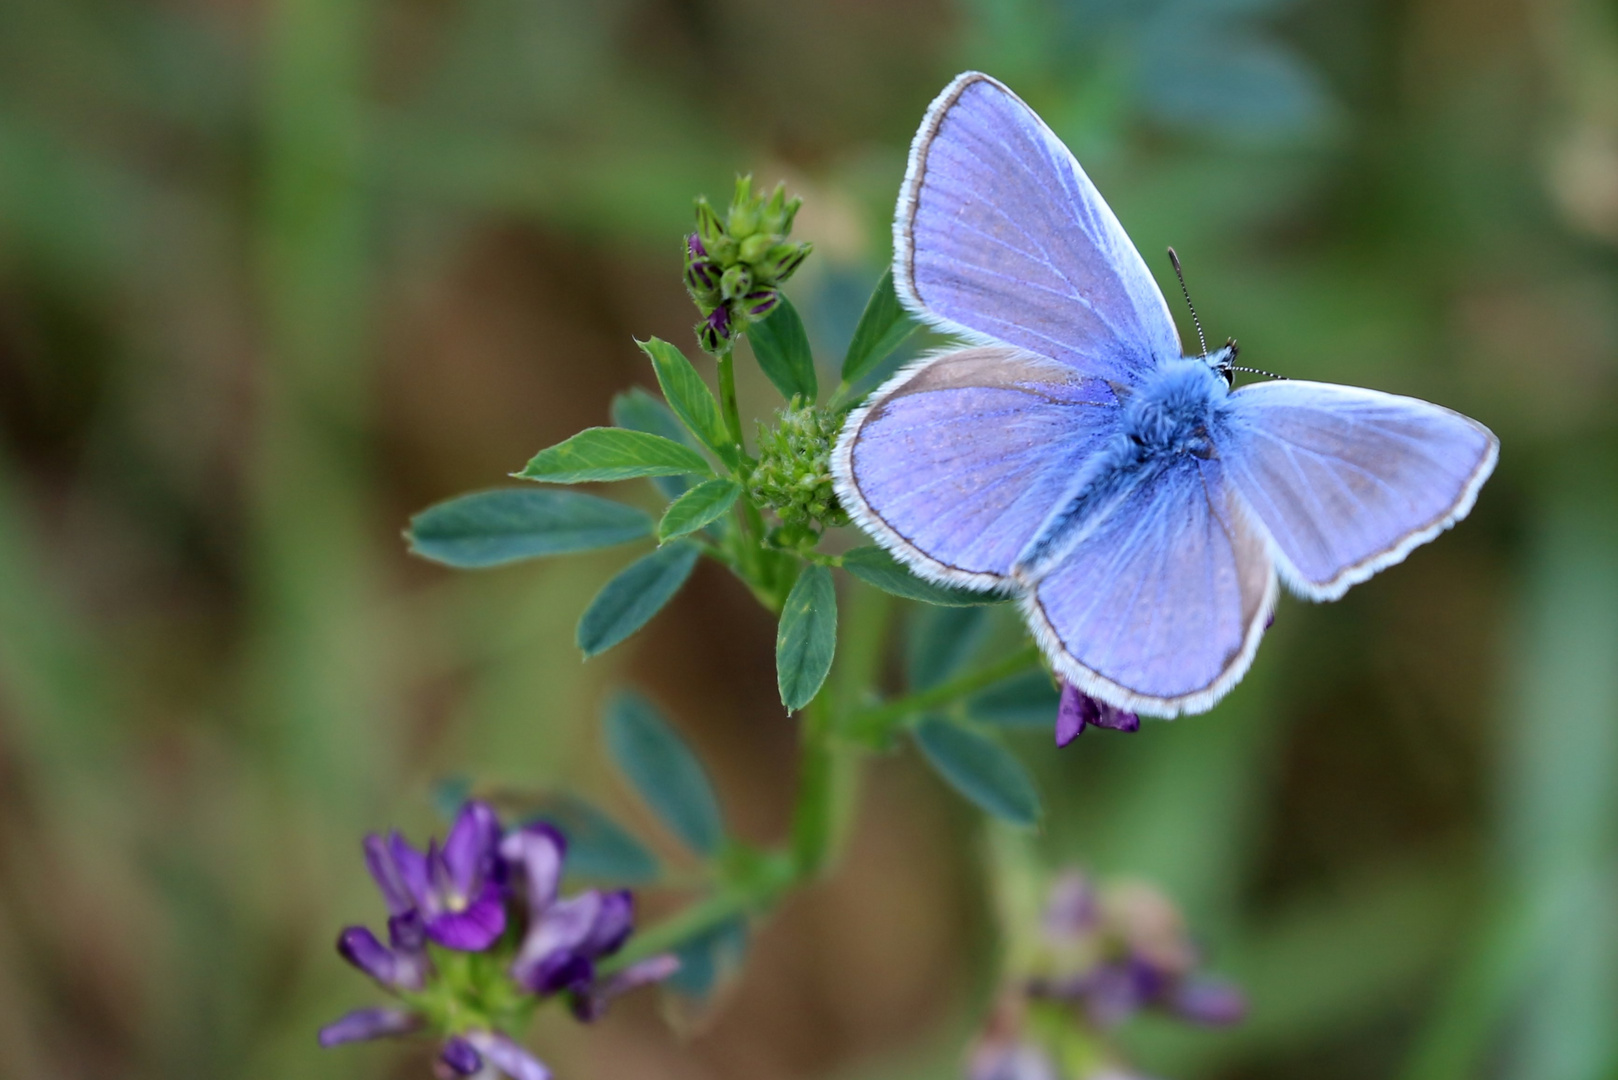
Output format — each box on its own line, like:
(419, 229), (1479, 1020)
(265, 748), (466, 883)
(319, 801), (677, 1078)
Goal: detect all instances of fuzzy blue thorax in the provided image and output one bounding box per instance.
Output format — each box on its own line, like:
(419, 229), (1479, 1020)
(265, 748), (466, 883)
(1121, 356), (1229, 456)
(1013, 354), (1231, 582)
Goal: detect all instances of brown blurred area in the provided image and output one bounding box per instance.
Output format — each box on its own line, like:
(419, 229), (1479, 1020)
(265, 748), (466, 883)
(2, 1), (1617, 1079)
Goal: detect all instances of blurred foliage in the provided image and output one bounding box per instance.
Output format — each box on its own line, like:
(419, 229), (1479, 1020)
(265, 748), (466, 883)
(0, 1), (1615, 1079)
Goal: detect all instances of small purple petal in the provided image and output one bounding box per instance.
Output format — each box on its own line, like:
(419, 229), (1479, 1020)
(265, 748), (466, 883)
(467, 1031), (552, 1080)
(337, 926), (401, 987)
(389, 909), (427, 952)
(1082, 962), (1147, 1028)
(511, 892), (602, 992)
(1092, 700), (1140, 732)
(1055, 682), (1092, 747)
(1042, 871), (1097, 941)
(578, 890), (634, 958)
(364, 834), (414, 916)
(437, 1037), (483, 1077)
(442, 801), (502, 895)
(317, 1006), (421, 1047)
(500, 823), (566, 914)
(687, 234), (706, 259)
(571, 953), (680, 1022)
(425, 877), (508, 951)
(1173, 977), (1247, 1026)
(389, 833), (431, 909)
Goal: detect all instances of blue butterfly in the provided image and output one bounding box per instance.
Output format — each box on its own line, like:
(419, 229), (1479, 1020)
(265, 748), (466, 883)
(830, 73), (1498, 718)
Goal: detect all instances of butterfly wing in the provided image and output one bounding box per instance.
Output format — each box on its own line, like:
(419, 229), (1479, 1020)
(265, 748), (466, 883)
(896, 72), (1182, 383)
(1219, 381), (1498, 600)
(832, 346), (1123, 590)
(1021, 457), (1277, 718)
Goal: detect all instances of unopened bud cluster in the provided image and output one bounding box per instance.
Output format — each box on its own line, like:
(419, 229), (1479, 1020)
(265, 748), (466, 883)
(748, 401), (849, 542)
(686, 176), (813, 353)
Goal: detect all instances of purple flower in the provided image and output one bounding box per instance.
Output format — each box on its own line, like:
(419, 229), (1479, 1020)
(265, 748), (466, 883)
(437, 1036), (483, 1077)
(969, 1040), (1061, 1080)
(501, 823), (677, 1017)
(1043, 871), (1098, 942)
(1056, 683), (1139, 747)
(698, 304), (732, 352)
(337, 924), (429, 992)
(465, 1031), (552, 1080)
(369, 801), (509, 952)
(318, 1006), (423, 1047)
(1171, 977), (1246, 1026)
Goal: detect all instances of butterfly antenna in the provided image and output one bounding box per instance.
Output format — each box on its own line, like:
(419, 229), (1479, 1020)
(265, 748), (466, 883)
(1167, 247), (1208, 357)
(1231, 365), (1287, 380)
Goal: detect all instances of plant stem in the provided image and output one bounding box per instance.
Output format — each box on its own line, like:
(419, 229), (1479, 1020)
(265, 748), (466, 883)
(715, 344), (746, 459)
(790, 694), (839, 878)
(847, 643), (1043, 744)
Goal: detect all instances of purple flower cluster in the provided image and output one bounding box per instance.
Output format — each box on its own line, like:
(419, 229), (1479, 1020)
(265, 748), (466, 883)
(966, 872), (1244, 1080)
(1055, 683), (1140, 747)
(319, 802), (677, 1079)
(1030, 873), (1244, 1030)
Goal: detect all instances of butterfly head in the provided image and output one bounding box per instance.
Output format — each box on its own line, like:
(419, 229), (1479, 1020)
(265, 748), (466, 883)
(1208, 338), (1239, 387)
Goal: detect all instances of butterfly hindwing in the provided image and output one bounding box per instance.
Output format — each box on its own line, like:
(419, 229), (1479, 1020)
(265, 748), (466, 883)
(833, 346), (1124, 589)
(1021, 457), (1277, 717)
(897, 72), (1182, 384)
(1219, 381), (1498, 600)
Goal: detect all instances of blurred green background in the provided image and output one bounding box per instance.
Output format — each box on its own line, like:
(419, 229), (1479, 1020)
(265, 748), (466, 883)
(2, 0), (1617, 1077)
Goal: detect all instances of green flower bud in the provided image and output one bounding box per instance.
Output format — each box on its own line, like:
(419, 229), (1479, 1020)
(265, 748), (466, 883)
(749, 401), (850, 537)
(720, 264), (753, 301)
(737, 233), (776, 265)
(695, 197), (727, 251)
(728, 175), (762, 238)
(757, 241), (811, 283)
(760, 182), (802, 236)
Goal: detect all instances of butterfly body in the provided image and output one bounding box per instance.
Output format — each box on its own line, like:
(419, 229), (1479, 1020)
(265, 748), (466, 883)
(1016, 355), (1230, 583)
(832, 72), (1498, 718)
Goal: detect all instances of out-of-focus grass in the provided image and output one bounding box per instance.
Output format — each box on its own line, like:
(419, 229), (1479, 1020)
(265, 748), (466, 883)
(0, 1), (1615, 1079)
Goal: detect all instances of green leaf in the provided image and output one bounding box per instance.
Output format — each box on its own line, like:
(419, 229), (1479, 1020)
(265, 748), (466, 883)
(611, 388), (694, 500)
(658, 478), (740, 543)
(407, 488), (652, 567)
(776, 564), (837, 711)
(841, 546), (1004, 607)
(967, 669), (1062, 729)
(636, 337), (737, 467)
(913, 717), (1042, 826)
(747, 296), (818, 402)
(518, 428), (711, 484)
(908, 606), (991, 691)
(841, 268), (917, 385)
(522, 793), (659, 884)
(603, 690), (724, 856)
(576, 542), (701, 656)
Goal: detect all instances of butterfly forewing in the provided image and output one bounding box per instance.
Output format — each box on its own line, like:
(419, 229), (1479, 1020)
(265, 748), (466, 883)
(897, 73), (1182, 383)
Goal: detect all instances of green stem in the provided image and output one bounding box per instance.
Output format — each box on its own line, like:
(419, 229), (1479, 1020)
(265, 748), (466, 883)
(847, 643), (1042, 745)
(790, 694), (839, 878)
(716, 344), (746, 458)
